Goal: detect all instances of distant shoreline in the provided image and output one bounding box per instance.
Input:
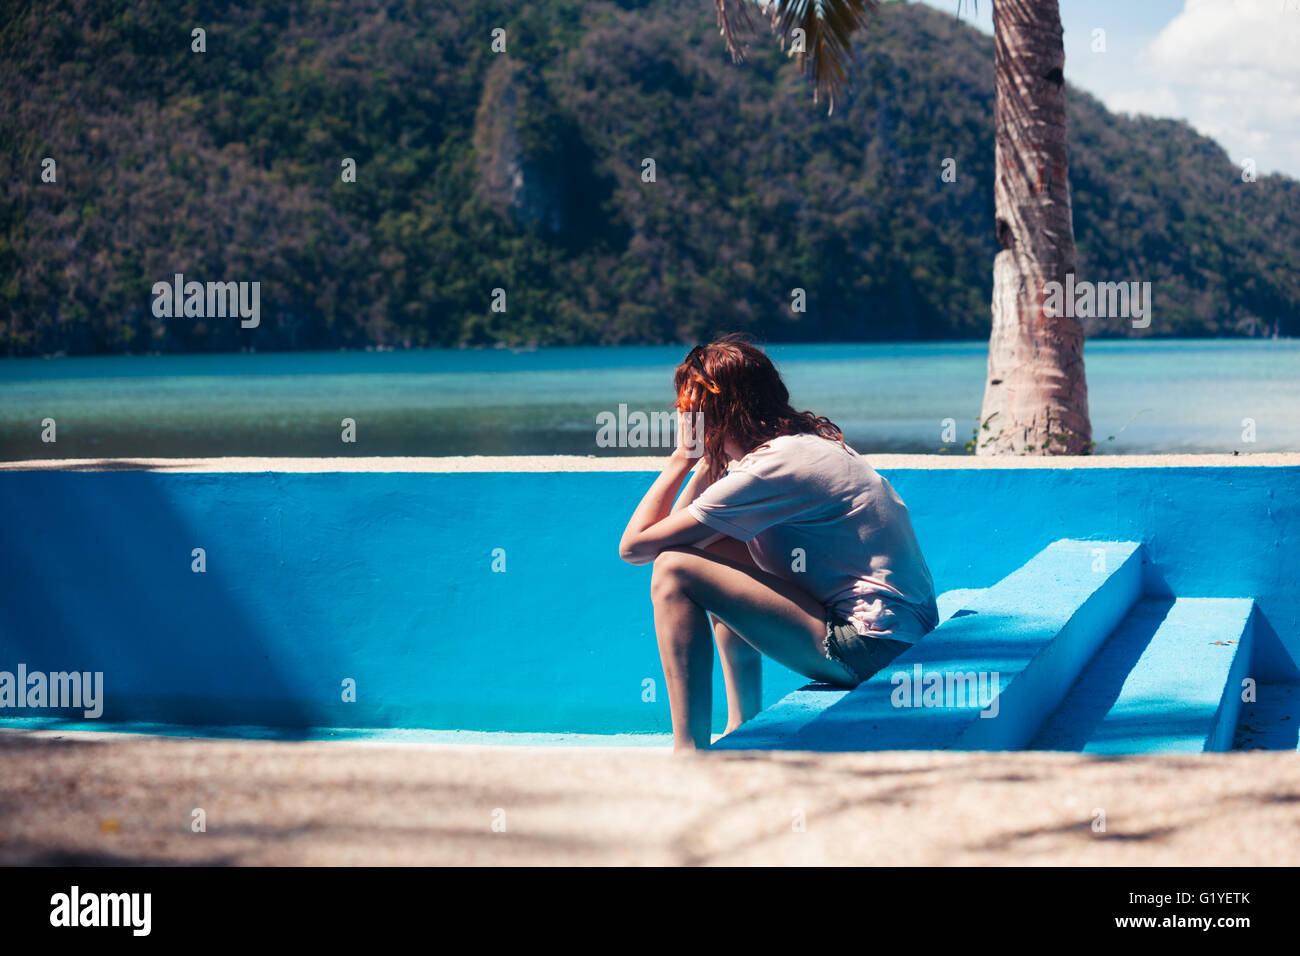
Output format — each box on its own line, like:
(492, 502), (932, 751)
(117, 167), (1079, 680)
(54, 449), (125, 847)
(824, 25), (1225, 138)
(2, 335), (1296, 364)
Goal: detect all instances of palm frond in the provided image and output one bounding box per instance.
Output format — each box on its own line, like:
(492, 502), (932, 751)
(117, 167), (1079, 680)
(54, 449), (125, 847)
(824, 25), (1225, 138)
(713, 0), (880, 113)
(713, 0), (758, 64)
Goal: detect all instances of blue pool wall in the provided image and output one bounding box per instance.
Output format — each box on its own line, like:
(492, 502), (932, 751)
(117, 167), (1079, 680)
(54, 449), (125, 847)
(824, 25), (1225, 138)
(0, 462), (1296, 733)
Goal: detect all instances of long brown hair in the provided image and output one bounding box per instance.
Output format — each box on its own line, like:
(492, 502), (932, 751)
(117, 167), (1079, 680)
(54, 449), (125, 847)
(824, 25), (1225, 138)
(673, 334), (844, 483)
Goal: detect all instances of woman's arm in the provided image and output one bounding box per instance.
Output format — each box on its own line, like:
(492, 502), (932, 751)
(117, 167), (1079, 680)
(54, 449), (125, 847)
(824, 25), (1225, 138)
(618, 448), (717, 565)
(671, 457), (710, 513)
(670, 456), (726, 546)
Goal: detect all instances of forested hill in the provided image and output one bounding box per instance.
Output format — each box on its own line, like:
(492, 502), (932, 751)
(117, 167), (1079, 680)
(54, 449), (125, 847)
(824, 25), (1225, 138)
(2, 0), (1297, 356)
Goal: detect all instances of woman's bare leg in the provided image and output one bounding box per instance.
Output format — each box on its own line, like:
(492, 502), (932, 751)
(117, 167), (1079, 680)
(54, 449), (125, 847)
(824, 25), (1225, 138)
(652, 565), (714, 752)
(698, 538), (764, 733)
(651, 545), (856, 752)
(712, 615), (763, 733)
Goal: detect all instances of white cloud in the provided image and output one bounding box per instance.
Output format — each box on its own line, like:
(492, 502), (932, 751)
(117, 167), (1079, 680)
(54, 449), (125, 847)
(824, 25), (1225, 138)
(1104, 0), (1300, 176)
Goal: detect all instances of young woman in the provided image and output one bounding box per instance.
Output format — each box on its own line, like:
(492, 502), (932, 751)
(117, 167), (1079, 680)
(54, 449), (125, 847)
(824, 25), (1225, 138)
(619, 335), (939, 752)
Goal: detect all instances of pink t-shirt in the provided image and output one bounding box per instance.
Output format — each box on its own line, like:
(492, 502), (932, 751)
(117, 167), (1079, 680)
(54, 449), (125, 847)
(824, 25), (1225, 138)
(687, 433), (939, 642)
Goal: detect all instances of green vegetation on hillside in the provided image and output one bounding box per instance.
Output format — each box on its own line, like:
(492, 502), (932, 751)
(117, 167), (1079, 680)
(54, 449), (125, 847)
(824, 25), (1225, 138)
(1, 0), (1297, 355)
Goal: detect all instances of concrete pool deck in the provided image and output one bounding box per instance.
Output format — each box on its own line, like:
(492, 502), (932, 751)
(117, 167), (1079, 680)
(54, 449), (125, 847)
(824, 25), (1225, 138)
(2, 728), (1298, 866)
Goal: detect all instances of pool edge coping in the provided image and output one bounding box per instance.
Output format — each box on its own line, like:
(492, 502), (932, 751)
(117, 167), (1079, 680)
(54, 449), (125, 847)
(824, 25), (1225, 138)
(2, 453), (1298, 473)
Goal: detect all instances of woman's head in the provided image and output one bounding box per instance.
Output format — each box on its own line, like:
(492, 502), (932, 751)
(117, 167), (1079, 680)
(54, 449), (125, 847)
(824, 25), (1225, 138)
(673, 333), (844, 481)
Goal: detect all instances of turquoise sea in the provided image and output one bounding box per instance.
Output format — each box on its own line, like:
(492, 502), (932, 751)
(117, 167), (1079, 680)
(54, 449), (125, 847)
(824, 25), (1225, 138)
(1, 340), (1297, 459)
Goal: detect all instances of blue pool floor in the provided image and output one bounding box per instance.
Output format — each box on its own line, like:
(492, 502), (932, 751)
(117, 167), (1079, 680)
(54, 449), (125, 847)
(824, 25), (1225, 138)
(0, 717), (676, 747)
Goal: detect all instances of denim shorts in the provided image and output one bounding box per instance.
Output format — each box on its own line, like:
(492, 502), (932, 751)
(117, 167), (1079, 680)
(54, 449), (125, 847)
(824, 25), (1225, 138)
(823, 613), (913, 685)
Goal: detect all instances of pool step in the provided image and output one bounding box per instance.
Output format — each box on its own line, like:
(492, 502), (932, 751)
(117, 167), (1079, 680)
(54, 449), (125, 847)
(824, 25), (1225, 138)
(711, 685), (851, 750)
(719, 539), (1144, 752)
(936, 589), (984, 624)
(1029, 597), (1254, 754)
(712, 586), (987, 751)
(1234, 682), (1300, 751)
(797, 540), (1143, 751)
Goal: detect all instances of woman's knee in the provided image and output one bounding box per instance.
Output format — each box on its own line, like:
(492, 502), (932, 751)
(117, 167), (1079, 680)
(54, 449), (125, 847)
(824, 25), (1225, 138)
(650, 547), (697, 603)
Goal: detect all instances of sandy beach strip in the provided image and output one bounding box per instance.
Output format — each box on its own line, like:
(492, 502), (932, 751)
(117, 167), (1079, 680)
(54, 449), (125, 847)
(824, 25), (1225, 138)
(2, 729), (1297, 866)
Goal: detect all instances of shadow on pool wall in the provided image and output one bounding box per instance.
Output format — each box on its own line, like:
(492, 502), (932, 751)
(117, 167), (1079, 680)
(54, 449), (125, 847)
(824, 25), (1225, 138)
(0, 462), (1297, 737)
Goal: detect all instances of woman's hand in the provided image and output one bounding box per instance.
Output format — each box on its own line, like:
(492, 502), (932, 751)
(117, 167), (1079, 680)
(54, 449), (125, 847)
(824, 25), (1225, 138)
(675, 409), (705, 460)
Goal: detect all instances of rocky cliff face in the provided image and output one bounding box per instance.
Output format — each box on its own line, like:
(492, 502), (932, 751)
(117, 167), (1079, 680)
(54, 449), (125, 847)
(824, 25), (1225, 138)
(473, 58), (567, 236)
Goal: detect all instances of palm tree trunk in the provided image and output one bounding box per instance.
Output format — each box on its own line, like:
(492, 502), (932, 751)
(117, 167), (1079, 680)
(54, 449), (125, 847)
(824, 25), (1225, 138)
(977, 0), (1090, 455)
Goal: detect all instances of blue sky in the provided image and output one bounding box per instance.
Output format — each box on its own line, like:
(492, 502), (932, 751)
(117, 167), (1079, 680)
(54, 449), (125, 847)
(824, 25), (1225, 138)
(914, 0), (1300, 177)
